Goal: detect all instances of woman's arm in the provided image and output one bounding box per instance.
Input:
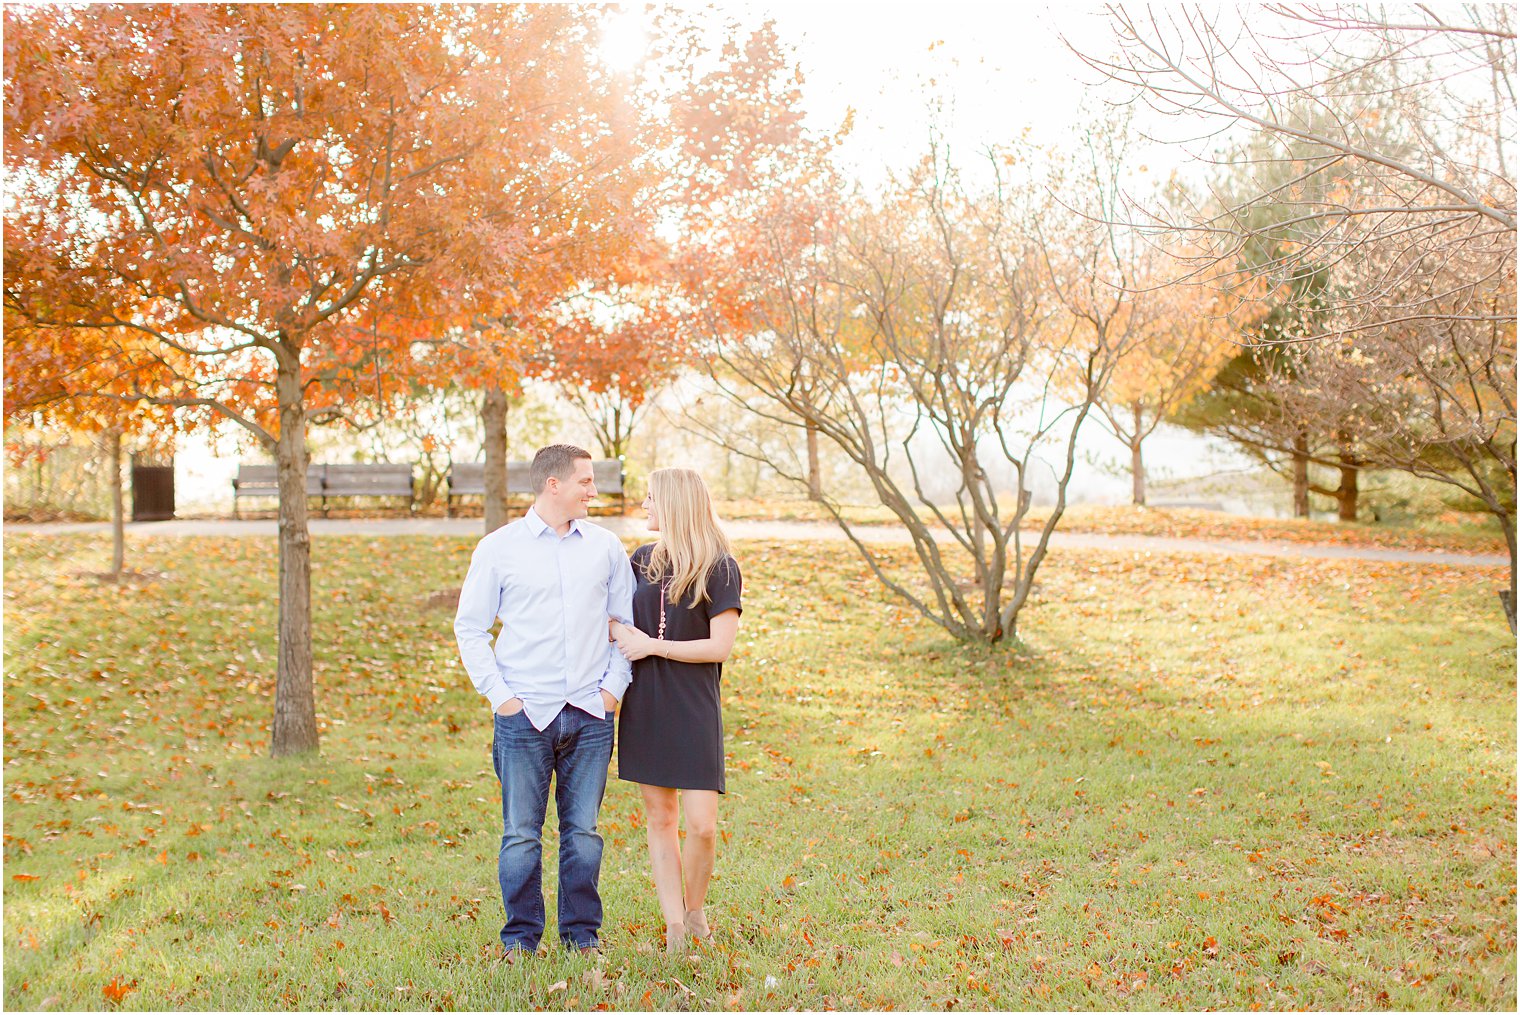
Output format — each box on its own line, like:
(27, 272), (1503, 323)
(614, 610), (740, 663)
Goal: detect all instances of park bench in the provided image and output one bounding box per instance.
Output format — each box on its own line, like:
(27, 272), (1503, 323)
(318, 463), (416, 515)
(231, 464), (321, 518)
(445, 459), (625, 517)
(232, 462), (416, 517)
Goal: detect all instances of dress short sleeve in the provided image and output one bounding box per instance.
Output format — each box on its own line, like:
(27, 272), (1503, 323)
(705, 555), (743, 619)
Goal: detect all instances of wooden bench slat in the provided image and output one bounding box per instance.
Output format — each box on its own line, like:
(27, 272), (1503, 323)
(232, 462), (416, 515)
(591, 460), (623, 491)
(233, 464), (323, 495)
(444, 459), (624, 516)
(231, 458), (623, 517)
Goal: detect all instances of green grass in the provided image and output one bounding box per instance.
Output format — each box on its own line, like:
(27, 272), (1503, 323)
(3, 532), (1514, 1010)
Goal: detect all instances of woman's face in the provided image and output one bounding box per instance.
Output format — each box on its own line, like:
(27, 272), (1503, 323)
(642, 490), (661, 532)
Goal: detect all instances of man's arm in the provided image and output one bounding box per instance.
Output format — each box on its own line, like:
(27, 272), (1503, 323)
(598, 541), (635, 702)
(454, 543), (517, 711)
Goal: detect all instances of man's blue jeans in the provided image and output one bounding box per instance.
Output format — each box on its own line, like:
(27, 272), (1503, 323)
(491, 705), (614, 951)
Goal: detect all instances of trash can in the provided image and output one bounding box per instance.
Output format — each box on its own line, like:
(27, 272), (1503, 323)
(131, 456), (175, 521)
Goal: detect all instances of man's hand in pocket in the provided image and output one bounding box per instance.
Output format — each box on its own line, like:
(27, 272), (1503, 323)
(599, 689), (617, 713)
(495, 697), (524, 717)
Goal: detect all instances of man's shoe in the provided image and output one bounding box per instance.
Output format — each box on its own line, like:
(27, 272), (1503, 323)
(502, 946), (533, 965)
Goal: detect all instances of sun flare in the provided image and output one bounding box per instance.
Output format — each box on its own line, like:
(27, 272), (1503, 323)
(598, 7), (649, 72)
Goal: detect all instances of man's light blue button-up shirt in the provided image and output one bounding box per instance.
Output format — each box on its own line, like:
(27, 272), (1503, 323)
(454, 507), (634, 731)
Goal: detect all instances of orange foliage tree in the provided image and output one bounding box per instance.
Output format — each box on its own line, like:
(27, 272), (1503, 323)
(1088, 255), (1251, 506)
(651, 18), (840, 495)
(542, 285), (686, 461)
(3, 309), (193, 575)
(4, 4), (654, 755)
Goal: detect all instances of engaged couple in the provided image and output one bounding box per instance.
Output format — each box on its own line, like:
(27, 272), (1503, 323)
(454, 443), (743, 958)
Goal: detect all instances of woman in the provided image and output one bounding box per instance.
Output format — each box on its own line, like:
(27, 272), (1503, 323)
(611, 467), (742, 955)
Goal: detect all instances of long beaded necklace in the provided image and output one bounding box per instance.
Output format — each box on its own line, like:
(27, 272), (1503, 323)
(656, 576), (669, 640)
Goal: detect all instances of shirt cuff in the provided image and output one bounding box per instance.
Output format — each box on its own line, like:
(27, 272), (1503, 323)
(486, 685), (517, 712)
(599, 671), (630, 701)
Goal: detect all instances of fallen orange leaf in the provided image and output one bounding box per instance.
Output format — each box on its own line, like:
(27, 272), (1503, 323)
(102, 976), (137, 1004)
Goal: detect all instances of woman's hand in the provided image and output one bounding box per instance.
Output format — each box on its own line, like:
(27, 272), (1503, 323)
(613, 624), (659, 662)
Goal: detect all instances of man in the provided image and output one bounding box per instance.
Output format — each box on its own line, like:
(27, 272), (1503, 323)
(454, 443), (634, 956)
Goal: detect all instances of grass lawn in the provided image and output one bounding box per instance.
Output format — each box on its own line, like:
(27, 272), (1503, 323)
(3, 532), (1514, 1011)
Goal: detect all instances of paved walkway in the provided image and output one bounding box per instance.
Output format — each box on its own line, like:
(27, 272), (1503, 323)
(4, 516), (1508, 566)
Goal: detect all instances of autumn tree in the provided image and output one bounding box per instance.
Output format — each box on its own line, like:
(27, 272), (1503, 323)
(434, 174), (658, 532)
(1046, 119), (1253, 509)
(1168, 223), (1361, 519)
(654, 17), (836, 493)
(1177, 93), (1394, 520)
(1075, 4), (1514, 338)
(542, 287), (685, 461)
(1077, 7), (1513, 533)
(1173, 274), (1379, 522)
(1097, 279), (1237, 506)
(3, 312), (191, 576)
(1259, 259), (1517, 626)
(691, 136), (1134, 645)
(1173, 343), (1351, 518)
(4, 5), (655, 754)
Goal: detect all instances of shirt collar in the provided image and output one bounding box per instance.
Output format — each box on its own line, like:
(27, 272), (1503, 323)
(524, 506), (584, 538)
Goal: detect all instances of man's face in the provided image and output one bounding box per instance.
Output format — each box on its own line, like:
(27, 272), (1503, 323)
(546, 458), (597, 519)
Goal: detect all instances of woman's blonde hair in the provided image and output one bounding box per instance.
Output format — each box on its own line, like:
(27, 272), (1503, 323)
(644, 467), (732, 607)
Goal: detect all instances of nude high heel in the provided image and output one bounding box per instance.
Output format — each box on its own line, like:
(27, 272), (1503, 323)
(665, 922), (687, 955)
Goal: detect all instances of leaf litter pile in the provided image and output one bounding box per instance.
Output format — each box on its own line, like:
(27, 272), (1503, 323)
(4, 532), (1514, 1010)
(715, 501), (1508, 557)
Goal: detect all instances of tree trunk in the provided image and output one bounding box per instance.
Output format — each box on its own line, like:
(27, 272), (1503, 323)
(1335, 432), (1359, 522)
(806, 421), (822, 501)
(482, 386), (509, 534)
(1336, 461), (1359, 522)
(107, 428), (124, 577)
(1501, 512), (1516, 635)
(1129, 402), (1146, 506)
(272, 351), (318, 757)
(606, 405), (624, 461)
(1291, 431), (1311, 518)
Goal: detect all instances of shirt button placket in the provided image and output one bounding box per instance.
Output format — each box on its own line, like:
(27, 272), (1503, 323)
(558, 537), (569, 701)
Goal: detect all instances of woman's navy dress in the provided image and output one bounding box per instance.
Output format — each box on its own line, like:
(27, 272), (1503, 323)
(617, 545), (743, 792)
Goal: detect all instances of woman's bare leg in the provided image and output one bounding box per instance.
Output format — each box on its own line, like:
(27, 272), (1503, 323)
(679, 790), (719, 936)
(639, 784), (686, 947)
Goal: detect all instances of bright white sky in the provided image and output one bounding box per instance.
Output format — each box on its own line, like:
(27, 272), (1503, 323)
(599, 3), (1212, 198)
(604, 4), (1210, 186)
(750, 2), (1127, 181)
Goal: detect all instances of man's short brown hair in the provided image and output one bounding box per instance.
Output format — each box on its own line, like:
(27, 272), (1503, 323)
(531, 443), (592, 494)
